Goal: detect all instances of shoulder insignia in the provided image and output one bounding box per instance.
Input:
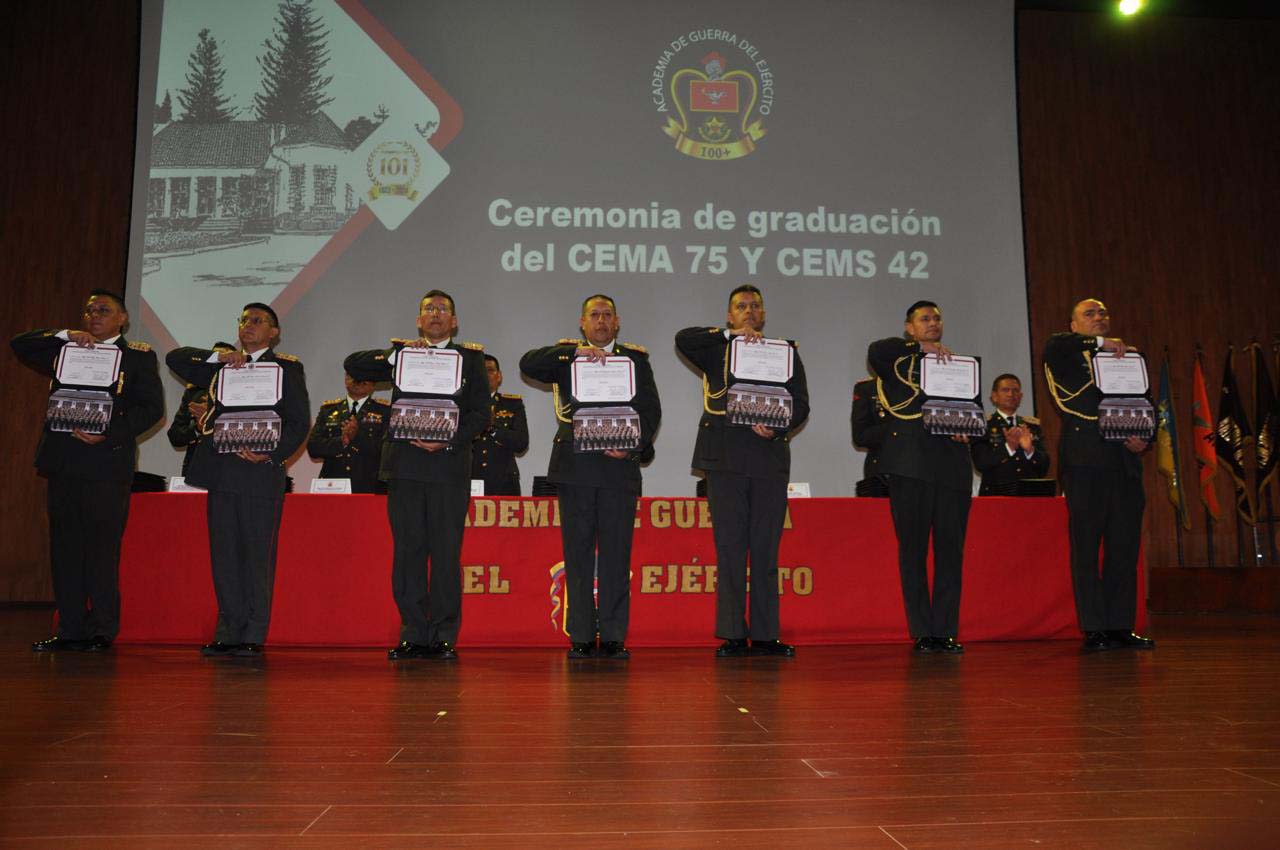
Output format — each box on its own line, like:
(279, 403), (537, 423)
(275, 352), (299, 362)
(390, 337), (415, 345)
(707, 327), (722, 334)
(458, 341), (484, 351)
(558, 338), (582, 346)
(619, 342), (648, 355)
(323, 397), (344, 406)
(127, 340), (151, 352)
(1022, 415), (1040, 425)
(368, 397), (391, 407)
(500, 392), (523, 400)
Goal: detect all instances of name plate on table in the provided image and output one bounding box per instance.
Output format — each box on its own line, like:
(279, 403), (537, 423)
(571, 356), (636, 403)
(727, 383), (793, 429)
(216, 362), (282, 407)
(167, 477), (206, 492)
(573, 405), (640, 453)
(389, 397), (458, 442)
(55, 343), (121, 387)
(1092, 351), (1149, 395)
(395, 347), (462, 395)
(920, 353), (984, 437)
(310, 478), (352, 494)
(212, 410), (281, 453)
(729, 337), (793, 384)
(46, 388), (112, 433)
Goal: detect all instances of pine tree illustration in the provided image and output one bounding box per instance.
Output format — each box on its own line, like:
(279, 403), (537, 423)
(177, 29), (235, 122)
(254, 0), (334, 124)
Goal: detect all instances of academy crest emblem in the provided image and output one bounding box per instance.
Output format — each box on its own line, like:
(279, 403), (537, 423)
(659, 47), (769, 161)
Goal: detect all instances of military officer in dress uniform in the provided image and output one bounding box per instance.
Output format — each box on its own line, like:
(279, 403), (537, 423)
(868, 300), (976, 655)
(307, 372), (390, 493)
(166, 303), (311, 658)
(520, 295), (661, 660)
(971, 373), (1050, 495)
(11, 289), (164, 651)
(168, 341), (235, 477)
(851, 376), (889, 496)
(471, 355), (528, 496)
(1044, 298), (1154, 652)
(675, 284), (810, 658)
(344, 290), (489, 661)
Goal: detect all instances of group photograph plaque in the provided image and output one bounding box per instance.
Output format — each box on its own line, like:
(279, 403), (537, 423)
(212, 410), (282, 454)
(394, 347), (463, 396)
(46, 389), (113, 434)
(215, 362), (284, 408)
(572, 406), (640, 453)
(389, 397), (459, 442)
(55, 343), (122, 388)
(919, 353), (985, 437)
(727, 383), (793, 429)
(1092, 352), (1154, 441)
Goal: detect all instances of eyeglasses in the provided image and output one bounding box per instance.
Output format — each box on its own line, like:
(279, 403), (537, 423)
(239, 316), (274, 327)
(84, 305), (119, 317)
(420, 305), (453, 315)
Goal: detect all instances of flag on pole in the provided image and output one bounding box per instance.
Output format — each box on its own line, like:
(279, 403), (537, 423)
(1216, 346), (1256, 525)
(1155, 352), (1191, 530)
(1191, 352), (1220, 520)
(1251, 342), (1278, 499)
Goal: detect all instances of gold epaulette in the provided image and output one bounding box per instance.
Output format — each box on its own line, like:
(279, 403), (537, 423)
(458, 341), (484, 351)
(275, 352), (299, 362)
(127, 340), (151, 352)
(500, 392), (522, 400)
(390, 337), (416, 345)
(324, 397), (344, 406)
(619, 342), (648, 355)
(706, 327), (722, 334)
(1022, 415), (1040, 426)
(558, 338), (583, 346)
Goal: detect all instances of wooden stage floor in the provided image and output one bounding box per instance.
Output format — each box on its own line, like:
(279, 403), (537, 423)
(1, 609), (1278, 848)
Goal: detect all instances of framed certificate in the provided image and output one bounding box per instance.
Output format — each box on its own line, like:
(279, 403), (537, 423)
(55, 343), (121, 388)
(571, 356), (636, 403)
(216, 362), (283, 407)
(729, 337), (793, 384)
(395, 347), (463, 395)
(1092, 351), (1149, 395)
(920, 354), (979, 400)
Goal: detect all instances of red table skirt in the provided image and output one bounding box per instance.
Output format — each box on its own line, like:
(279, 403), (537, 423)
(116, 495), (1142, 647)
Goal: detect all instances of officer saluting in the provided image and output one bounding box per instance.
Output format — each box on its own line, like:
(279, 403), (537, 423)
(971, 373), (1050, 495)
(471, 354), (528, 496)
(307, 372), (390, 493)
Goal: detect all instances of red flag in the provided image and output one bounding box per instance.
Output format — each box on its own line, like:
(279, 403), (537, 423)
(1192, 353), (1221, 519)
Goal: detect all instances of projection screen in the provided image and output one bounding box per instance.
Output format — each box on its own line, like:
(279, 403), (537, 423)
(124, 0), (1029, 496)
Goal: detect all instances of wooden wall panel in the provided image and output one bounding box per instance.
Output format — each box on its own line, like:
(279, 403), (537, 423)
(1018, 10), (1280, 571)
(0, 2), (141, 599)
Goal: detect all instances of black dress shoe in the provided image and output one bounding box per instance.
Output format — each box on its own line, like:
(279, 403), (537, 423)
(387, 641), (430, 660)
(715, 638), (749, 657)
(431, 642), (458, 660)
(600, 641), (630, 659)
(936, 637), (964, 654)
(82, 636), (113, 652)
(1082, 631), (1113, 652)
(752, 639), (796, 657)
(32, 637), (84, 652)
(200, 641), (238, 657)
(567, 642), (595, 659)
(234, 643), (263, 657)
(1107, 630), (1155, 650)
(912, 637), (937, 654)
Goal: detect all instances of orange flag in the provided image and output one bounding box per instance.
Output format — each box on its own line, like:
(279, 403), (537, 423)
(1192, 353), (1220, 519)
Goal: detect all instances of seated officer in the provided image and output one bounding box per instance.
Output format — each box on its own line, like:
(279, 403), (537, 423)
(971, 373), (1050, 495)
(471, 355), (528, 496)
(307, 372), (390, 493)
(851, 376), (889, 496)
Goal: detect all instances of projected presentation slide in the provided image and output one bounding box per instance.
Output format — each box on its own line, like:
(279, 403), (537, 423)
(126, 0), (1028, 495)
